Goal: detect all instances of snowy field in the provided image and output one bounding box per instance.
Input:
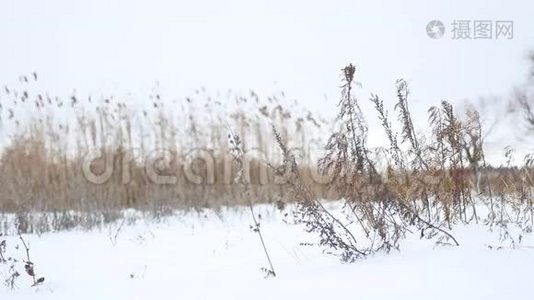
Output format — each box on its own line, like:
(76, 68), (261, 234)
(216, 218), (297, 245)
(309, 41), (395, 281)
(2, 1), (534, 299)
(1, 203), (533, 300)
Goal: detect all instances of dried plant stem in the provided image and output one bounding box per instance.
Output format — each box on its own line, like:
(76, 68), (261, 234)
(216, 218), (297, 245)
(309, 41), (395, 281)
(18, 234), (36, 285)
(227, 125), (276, 277)
(248, 198), (276, 277)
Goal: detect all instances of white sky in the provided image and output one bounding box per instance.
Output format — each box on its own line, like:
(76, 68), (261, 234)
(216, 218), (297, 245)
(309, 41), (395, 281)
(1, 0), (534, 161)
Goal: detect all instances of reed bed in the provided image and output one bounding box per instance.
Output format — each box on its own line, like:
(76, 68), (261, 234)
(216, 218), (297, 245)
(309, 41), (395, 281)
(0, 67), (532, 237)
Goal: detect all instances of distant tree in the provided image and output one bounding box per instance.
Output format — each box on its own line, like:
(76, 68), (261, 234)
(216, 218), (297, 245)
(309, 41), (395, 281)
(511, 51), (534, 131)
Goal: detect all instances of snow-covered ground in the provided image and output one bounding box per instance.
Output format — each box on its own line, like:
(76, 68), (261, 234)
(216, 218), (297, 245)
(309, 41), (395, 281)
(1, 204), (533, 300)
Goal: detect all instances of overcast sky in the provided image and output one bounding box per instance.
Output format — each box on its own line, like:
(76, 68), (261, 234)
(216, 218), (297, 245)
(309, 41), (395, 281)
(2, 0), (534, 161)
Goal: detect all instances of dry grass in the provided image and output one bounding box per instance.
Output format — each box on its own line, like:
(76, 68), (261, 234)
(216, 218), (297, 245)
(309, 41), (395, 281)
(0, 76), (333, 232)
(267, 64), (534, 261)
(0, 67), (533, 237)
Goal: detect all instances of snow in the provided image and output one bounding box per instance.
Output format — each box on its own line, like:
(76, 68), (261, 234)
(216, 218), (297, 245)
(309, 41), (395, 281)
(1, 204), (533, 300)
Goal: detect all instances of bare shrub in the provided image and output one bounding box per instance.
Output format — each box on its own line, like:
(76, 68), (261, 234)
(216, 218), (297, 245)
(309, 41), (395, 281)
(270, 63), (534, 262)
